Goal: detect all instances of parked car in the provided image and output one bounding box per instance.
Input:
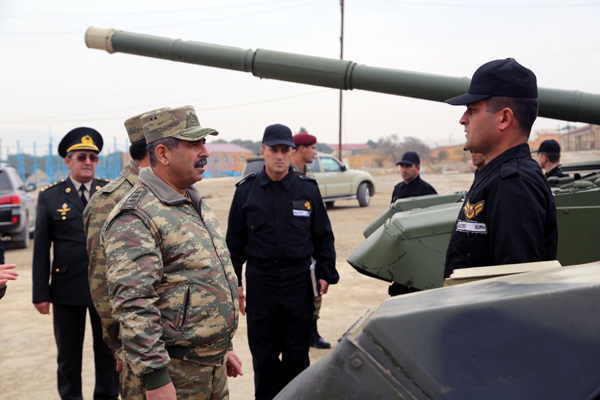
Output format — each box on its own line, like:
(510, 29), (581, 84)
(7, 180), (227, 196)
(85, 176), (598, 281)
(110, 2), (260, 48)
(241, 152), (376, 207)
(0, 164), (36, 248)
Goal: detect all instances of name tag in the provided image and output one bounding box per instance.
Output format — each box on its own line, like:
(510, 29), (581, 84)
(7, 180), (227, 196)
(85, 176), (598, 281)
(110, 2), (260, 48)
(293, 210), (311, 217)
(456, 220), (487, 234)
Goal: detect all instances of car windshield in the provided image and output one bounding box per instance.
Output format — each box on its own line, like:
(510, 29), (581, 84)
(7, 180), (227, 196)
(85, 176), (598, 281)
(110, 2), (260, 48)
(0, 171), (12, 190)
(321, 157), (343, 172)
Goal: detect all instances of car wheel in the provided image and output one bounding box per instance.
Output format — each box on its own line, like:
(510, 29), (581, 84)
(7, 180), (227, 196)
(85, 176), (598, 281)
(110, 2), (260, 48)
(325, 201), (335, 208)
(358, 182), (370, 207)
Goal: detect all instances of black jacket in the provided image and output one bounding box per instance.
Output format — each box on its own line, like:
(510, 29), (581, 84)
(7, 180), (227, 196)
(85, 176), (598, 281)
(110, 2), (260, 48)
(545, 165), (569, 178)
(32, 177), (108, 305)
(444, 144), (557, 278)
(391, 175), (437, 203)
(226, 167), (338, 286)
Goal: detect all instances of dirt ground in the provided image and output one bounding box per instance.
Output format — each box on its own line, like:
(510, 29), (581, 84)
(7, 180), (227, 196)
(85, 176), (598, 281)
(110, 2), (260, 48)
(1, 150), (597, 400)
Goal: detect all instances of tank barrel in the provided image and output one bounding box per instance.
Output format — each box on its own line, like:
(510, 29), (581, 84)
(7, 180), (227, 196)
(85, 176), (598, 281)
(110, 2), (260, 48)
(85, 27), (600, 125)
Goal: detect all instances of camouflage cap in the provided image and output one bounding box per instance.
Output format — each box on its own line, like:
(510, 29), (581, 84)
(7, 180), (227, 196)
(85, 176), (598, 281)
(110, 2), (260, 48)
(124, 108), (169, 143)
(141, 105), (218, 144)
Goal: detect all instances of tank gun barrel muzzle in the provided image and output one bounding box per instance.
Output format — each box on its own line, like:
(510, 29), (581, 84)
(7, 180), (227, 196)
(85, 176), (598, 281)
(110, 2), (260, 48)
(85, 27), (600, 125)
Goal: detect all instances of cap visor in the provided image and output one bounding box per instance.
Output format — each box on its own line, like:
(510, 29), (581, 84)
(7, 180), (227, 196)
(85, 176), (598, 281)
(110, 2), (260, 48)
(173, 127), (218, 141)
(445, 93), (491, 106)
(263, 140), (296, 148)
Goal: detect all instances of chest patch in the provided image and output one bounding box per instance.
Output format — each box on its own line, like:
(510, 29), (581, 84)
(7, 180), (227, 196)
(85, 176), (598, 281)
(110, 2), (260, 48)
(463, 200), (484, 219)
(292, 200), (312, 217)
(456, 220), (487, 234)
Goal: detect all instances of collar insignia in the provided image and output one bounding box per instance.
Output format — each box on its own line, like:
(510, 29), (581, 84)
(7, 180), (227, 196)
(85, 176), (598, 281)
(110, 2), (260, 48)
(463, 200), (484, 219)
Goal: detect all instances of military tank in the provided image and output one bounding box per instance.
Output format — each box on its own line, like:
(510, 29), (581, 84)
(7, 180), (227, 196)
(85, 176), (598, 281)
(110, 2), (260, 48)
(85, 28), (600, 399)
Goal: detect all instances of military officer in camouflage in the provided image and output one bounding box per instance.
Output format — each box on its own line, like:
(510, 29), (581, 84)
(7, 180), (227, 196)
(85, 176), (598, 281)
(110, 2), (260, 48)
(101, 106), (242, 400)
(32, 128), (119, 400)
(84, 110), (162, 400)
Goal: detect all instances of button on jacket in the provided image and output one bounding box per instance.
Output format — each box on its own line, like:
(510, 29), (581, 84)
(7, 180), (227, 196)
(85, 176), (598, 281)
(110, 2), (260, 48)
(391, 175), (437, 204)
(444, 143), (558, 278)
(226, 167), (337, 286)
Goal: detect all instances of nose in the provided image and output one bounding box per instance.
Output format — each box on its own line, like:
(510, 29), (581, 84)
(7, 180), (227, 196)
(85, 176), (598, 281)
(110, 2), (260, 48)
(197, 142), (210, 158)
(459, 110), (468, 126)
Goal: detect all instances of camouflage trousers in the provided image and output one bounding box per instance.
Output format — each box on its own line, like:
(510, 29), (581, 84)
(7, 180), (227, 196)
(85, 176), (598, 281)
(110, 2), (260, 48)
(121, 357), (228, 400)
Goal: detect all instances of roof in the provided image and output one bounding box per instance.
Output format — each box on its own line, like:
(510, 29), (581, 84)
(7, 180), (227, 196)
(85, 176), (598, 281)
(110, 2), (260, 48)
(328, 144), (368, 151)
(205, 143), (253, 154)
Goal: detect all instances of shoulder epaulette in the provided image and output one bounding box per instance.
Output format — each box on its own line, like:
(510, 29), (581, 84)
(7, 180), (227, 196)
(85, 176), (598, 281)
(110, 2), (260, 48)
(236, 173), (257, 187)
(40, 179), (66, 192)
(97, 175), (125, 194)
(297, 175), (318, 184)
(122, 186), (147, 210)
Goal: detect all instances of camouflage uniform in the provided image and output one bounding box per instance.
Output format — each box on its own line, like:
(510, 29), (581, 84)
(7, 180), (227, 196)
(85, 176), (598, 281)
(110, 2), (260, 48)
(291, 161), (315, 179)
(84, 159), (140, 353)
(101, 106), (239, 399)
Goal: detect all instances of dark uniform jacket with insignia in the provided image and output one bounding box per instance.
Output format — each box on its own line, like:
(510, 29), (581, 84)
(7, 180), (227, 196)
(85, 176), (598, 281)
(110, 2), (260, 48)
(32, 177), (109, 305)
(545, 165), (569, 178)
(226, 167), (338, 287)
(391, 175), (437, 204)
(444, 144), (558, 278)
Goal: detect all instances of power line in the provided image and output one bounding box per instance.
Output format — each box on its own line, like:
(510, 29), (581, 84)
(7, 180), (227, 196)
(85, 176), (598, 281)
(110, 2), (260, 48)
(0, 0), (308, 18)
(0, 89), (332, 124)
(374, 0), (600, 8)
(0, 0), (325, 35)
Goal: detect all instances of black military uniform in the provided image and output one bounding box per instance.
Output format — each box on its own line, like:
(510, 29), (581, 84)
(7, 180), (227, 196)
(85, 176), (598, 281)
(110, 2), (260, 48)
(391, 151), (437, 204)
(545, 165), (568, 178)
(444, 144), (557, 278)
(226, 124), (338, 400)
(391, 175), (437, 203)
(32, 128), (119, 400)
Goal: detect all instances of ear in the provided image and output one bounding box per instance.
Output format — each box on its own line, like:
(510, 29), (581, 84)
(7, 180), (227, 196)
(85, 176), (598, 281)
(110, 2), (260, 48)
(416, 164), (421, 173)
(155, 144), (171, 166)
(259, 147), (265, 157)
(64, 157), (72, 169)
(497, 107), (514, 131)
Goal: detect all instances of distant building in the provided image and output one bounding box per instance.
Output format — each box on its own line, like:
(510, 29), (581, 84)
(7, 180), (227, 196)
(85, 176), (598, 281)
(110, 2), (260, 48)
(327, 143), (368, 158)
(560, 124), (600, 151)
(205, 143), (253, 178)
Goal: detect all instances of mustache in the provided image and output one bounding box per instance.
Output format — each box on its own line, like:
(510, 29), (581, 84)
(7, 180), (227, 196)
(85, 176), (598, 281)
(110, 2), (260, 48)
(194, 158), (208, 168)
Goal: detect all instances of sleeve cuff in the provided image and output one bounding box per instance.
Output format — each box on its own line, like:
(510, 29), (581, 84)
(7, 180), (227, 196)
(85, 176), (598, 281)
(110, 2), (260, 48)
(144, 367), (172, 390)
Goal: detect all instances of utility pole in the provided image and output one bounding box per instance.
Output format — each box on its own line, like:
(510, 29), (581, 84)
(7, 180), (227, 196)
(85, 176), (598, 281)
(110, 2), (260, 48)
(338, 0), (344, 162)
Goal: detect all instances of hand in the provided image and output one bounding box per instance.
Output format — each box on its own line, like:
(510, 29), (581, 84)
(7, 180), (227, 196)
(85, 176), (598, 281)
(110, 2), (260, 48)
(146, 382), (176, 400)
(116, 359), (123, 373)
(319, 279), (329, 295)
(226, 351), (243, 378)
(0, 264), (18, 285)
(238, 286), (246, 316)
(34, 301), (51, 315)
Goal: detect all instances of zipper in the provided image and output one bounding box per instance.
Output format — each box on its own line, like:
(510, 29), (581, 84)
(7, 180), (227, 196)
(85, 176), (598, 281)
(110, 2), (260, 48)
(181, 286), (191, 329)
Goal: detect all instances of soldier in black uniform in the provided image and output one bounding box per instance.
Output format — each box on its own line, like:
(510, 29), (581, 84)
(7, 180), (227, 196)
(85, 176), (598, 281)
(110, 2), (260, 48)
(391, 151), (437, 204)
(534, 139), (569, 178)
(444, 58), (558, 279)
(226, 124), (338, 400)
(32, 127), (119, 400)
(389, 151), (437, 296)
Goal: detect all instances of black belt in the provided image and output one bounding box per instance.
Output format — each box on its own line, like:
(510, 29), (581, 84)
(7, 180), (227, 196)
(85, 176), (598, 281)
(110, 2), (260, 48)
(250, 257), (311, 269)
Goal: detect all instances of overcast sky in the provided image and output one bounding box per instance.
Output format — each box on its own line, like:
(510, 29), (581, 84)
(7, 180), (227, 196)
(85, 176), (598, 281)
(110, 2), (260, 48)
(1, 0), (599, 156)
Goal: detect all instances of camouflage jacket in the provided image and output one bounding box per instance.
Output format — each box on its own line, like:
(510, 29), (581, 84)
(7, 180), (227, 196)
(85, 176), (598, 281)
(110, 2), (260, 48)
(101, 167), (239, 386)
(291, 161), (315, 179)
(83, 159), (140, 355)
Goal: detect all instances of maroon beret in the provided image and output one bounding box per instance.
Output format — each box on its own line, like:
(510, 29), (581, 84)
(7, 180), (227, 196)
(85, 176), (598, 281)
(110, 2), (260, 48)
(293, 132), (317, 146)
